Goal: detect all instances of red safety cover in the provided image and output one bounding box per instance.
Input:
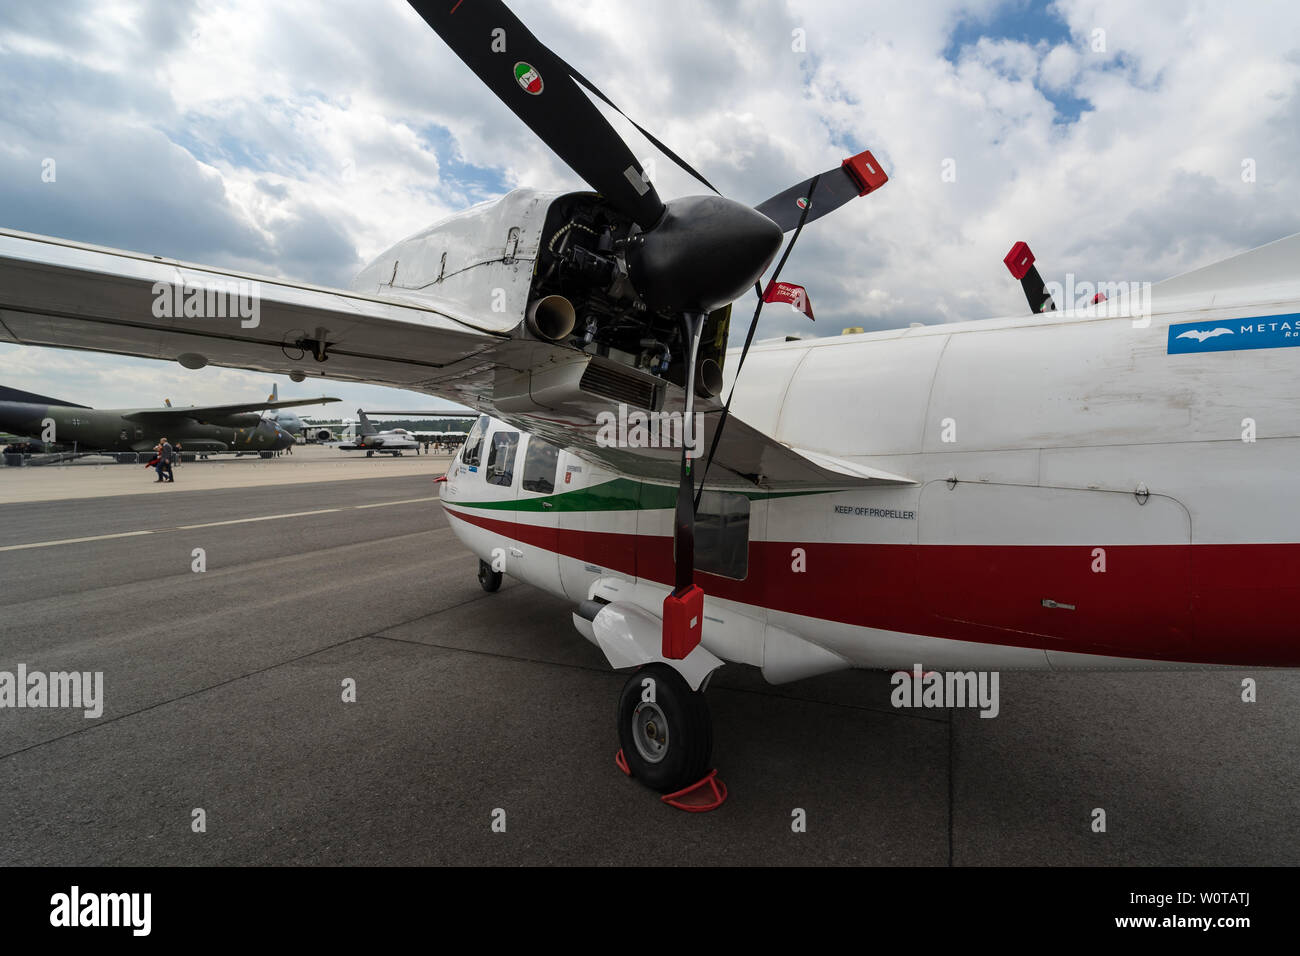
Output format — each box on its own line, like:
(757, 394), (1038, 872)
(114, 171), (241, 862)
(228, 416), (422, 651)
(841, 149), (889, 196)
(662, 585), (704, 659)
(1004, 241), (1035, 280)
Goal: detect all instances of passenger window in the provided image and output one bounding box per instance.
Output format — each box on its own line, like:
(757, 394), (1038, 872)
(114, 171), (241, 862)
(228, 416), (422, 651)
(461, 415), (489, 467)
(693, 490), (750, 579)
(486, 431), (519, 487)
(521, 437), (560, 494)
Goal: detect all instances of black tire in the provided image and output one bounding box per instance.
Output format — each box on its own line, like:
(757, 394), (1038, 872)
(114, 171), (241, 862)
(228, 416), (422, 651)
(366, 449), (374, 458)
(477, 559), (502, 593)
(617, 663), (712, 793)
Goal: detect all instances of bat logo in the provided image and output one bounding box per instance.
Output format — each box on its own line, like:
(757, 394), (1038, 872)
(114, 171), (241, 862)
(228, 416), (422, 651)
(1177, 327), (1234, 343)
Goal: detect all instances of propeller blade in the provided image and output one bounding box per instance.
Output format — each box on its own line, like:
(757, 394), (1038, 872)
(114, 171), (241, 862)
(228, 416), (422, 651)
(754, 149), (889, 232)
(407, 0), (666, 229)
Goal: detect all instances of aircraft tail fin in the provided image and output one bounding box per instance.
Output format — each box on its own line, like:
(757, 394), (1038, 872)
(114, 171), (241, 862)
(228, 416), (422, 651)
(357, 408), (377, 437)
(1155, 230), (1300, 302)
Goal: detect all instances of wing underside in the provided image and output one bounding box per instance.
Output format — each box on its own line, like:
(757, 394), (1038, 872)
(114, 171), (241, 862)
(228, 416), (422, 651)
(0, 228), (911, 491)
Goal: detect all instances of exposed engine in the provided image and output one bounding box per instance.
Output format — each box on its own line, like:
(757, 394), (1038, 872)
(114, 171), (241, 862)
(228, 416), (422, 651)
(525, 193), (729, 400)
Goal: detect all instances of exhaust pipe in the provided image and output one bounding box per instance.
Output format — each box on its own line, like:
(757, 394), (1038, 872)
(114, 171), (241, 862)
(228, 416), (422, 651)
(526, 295), (576, 341)
(694, 357), (724, 398)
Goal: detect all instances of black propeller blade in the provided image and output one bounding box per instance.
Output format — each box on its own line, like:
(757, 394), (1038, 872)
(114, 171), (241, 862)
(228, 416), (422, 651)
(407, 0), (666, 229)
(754, 150), (889, 232)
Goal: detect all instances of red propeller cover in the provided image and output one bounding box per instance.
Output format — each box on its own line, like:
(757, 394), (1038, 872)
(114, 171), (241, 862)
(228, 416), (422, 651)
(663, 585), (704, 659)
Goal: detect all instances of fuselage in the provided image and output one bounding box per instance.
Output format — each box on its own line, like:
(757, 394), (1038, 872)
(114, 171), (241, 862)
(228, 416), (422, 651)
(440, 298), (1300, 675)
(338, 427), (420, 453)
(0, 402), (293, 453)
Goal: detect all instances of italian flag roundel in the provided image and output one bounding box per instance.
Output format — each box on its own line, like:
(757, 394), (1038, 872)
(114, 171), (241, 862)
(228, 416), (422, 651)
(514, 62), (543, 94)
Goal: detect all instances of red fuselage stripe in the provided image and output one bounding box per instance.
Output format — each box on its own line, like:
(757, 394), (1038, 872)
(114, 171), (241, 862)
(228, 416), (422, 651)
(444, 507), (1300, 666)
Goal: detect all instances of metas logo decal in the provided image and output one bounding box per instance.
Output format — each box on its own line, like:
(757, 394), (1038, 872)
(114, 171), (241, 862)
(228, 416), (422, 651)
(514, 62), (543, 94)
(1168, 313), (1300, 354)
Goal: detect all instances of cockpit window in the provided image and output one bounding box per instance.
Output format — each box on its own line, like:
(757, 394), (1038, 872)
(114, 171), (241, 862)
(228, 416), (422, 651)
(461, 415), (489, 467)
(521, 437), (560, 494)
(486, 431), (519, 486)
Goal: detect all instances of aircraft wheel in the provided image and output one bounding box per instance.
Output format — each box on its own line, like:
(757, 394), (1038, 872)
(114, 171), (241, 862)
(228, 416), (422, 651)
(477, 559), (502, 593)
(617, 663), (712, 793)
(366, 450), (374, 458)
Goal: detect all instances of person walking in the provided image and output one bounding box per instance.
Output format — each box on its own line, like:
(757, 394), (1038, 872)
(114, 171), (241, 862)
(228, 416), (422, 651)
(160, 437), (175, 482)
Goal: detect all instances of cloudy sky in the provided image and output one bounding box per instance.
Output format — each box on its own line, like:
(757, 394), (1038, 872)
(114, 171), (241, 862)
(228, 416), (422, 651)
(1, 0), (1297, 413)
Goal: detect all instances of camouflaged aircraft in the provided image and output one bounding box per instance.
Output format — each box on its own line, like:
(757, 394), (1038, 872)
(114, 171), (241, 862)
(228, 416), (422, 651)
(0, 385), (339, 457)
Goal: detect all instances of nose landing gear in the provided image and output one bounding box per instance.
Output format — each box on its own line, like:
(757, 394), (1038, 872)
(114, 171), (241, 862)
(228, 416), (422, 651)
(477, 559), (503, 593)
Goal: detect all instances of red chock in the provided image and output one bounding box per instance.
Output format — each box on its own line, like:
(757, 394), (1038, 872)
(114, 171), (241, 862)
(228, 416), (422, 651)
(661, 770), (728, 812)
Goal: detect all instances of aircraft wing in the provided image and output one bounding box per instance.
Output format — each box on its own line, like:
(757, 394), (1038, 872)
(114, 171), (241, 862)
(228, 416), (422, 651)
(0, 227), (911, 492)
(362, 410), (480, 417)
(0, 227), (514, 394)
(120, 397), (343, 423)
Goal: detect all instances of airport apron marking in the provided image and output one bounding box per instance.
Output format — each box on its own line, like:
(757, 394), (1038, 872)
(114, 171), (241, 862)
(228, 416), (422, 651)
(0, 497), (440, 552)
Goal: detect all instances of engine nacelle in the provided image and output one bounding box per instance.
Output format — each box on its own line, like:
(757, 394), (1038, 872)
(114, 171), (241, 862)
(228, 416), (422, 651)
(350, 188), (732, 412)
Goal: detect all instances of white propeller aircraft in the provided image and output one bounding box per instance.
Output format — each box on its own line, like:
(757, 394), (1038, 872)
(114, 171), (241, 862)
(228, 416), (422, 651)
(1, 0), (1297, 802)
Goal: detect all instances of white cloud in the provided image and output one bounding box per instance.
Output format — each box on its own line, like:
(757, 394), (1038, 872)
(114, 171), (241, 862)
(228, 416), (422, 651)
(1, 0), (1298, 403)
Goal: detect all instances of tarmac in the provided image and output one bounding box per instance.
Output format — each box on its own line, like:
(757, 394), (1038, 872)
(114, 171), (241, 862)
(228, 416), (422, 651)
(1, 453), (1297, 865)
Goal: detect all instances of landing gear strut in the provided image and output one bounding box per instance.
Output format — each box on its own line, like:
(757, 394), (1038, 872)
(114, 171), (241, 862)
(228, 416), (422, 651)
(616, 663), (712, 793)
(477, 559), (502, 593)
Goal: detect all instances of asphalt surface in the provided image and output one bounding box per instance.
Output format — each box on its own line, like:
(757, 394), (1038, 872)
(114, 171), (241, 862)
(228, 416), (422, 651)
(1, 474), (1297, 865)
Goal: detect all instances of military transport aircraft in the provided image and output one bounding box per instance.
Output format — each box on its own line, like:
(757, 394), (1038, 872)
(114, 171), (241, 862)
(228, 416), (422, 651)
(0, 384), (339, 458)
(1, 0), (1298, 802)
(263, 383), (325, 443)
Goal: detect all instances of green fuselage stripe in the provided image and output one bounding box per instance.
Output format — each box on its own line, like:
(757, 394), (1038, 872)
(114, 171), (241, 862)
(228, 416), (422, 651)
(451, 477), (831, 512)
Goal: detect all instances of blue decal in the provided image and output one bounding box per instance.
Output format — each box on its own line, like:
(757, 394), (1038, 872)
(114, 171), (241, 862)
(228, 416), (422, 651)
(1168, 313), (1300, 354)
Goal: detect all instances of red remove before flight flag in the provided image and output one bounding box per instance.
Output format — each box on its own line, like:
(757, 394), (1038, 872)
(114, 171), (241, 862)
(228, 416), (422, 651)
(763, 281), (814, 320)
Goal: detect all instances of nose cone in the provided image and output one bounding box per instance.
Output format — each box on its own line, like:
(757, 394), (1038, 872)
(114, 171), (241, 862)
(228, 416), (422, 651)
(628, 195), (783, 313)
